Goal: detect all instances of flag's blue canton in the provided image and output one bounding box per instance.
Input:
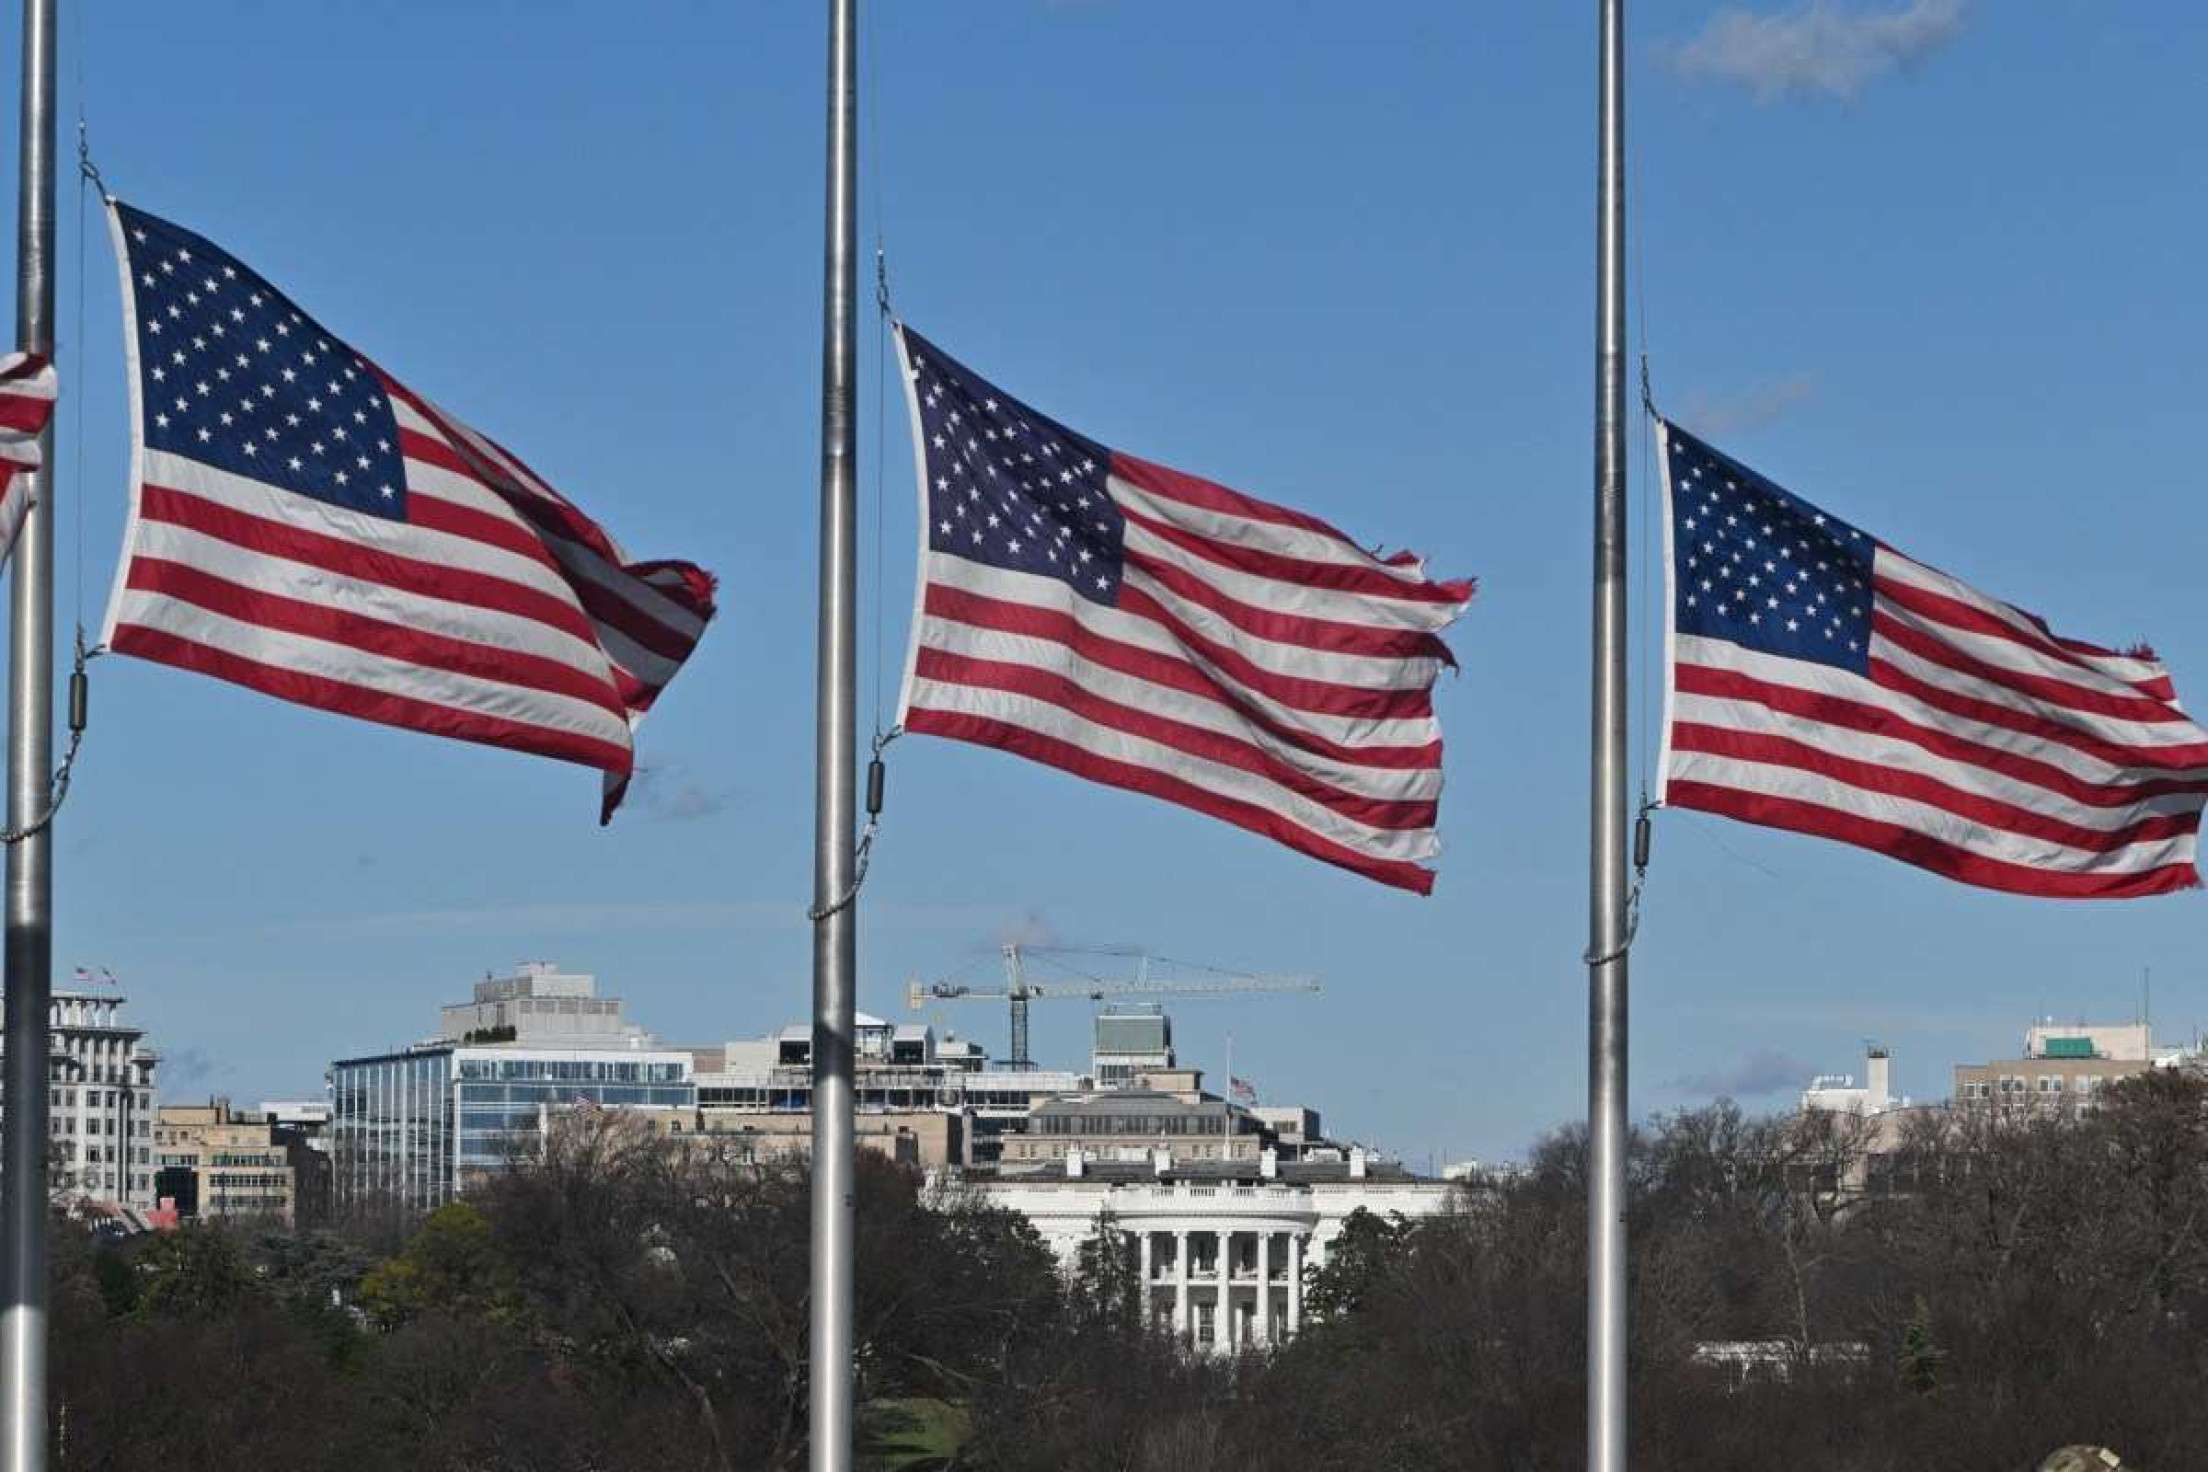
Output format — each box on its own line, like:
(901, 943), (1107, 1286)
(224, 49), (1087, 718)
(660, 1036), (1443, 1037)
(1668, 423), (1874, 676)
(118, 203), (407, 522)
(902, 327), (1123, 607)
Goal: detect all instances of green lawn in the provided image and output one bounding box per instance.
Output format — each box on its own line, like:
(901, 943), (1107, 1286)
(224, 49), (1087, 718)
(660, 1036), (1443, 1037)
(860, 1397), (972, 1471)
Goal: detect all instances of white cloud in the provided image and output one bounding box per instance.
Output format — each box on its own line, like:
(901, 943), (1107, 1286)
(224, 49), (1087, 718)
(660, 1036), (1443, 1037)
(995, 907), (1059, 950)
(627, 762), (738, 823)
(1665, 1046), (1809, 1099)
(1673, 0), (1967, 101)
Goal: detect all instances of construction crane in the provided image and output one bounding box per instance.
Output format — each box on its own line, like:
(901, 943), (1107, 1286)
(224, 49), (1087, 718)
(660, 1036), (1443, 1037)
(906, 943), (1320, 1070)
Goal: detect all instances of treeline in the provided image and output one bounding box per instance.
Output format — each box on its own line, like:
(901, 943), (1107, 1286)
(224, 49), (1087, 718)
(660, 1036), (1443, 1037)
(49, 1072), (2208, 1469)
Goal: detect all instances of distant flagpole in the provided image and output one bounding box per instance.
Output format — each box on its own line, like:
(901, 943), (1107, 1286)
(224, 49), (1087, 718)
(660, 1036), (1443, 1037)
(0, 0), (56, 1468)
(1587, 1), (1631, 1470)
(809, 0), (860, 1469)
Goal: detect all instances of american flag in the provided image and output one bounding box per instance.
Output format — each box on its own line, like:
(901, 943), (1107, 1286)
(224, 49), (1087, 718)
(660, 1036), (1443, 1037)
(101, 201), (715, 820)
(1229, 1075), (1258, 1106)
(1659, 419), (2208, 898)
(0, 350), (57, 568)
(893, 326), (1473, 895)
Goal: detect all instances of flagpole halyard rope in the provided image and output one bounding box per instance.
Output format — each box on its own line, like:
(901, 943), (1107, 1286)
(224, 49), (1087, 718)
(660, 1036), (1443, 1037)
(0, 634), (97, 847)
(4, 129), (110, 849)
(1582, 362), (1663, 968)
(811, 246), (903, 925)
(806, 723), (901, 924)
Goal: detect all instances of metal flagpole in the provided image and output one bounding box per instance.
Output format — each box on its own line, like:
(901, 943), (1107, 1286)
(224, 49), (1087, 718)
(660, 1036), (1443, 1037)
(1587, 0), (1631, 1470)
(809, 0), (860, 1468)
(0, 0), (57, 1465)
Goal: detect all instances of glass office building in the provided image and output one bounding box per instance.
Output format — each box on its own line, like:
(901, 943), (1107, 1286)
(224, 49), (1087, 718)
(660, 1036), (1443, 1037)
(331, 1044), (694, 1212)
(329, 964), (696, 1212)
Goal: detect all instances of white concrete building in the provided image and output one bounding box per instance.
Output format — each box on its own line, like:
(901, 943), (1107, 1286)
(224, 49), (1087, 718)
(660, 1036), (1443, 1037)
(261, 1099), (331, 1151)
(440, 961), (657, 1047)
(948, 1152), (1459, 1353)
(0, 987), (160, 1214)
(1800, 1046), (1905, 1116)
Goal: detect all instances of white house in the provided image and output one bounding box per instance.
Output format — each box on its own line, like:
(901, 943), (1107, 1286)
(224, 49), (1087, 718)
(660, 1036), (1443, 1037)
(942, 1149), (1460, 1354)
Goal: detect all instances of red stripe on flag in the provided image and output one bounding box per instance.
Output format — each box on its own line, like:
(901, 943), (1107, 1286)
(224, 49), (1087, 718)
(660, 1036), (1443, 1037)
(1119, 498), (1471, 606)
(1665, 779), (2201, 899)
(139, 483), (602, 650)
(913, 646), (1440, 830)
(1115, 581), (1434, 722)
(1873, 608), (2189, 726)
(904, 707), (1438, 895)
(1675, 662), (2208, 806)
(397, 473), (564, 573)
(1124, 547), (1456, 663)
(108, 623), (633, 775)
(400, 429), (703, 662)
(1113, 451), (1472, 602)
(388, 374), (712, 626)
(1669, 722), (2200, 855)
(1868, 655), (2208, 772)
(922, 583), (1441, 767)
(1877, 575), (2185, 709)
(125, 555), (629, 718)
(0, 395), (51, 434)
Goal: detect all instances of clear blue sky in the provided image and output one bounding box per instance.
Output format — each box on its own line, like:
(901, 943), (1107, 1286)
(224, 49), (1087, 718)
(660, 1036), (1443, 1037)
(16, 2), (2205, 1162)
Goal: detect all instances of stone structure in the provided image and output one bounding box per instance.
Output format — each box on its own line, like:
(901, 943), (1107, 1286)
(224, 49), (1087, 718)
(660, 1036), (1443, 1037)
(0, 986), (160, 1215)
(950, 1152), (1459, 1352)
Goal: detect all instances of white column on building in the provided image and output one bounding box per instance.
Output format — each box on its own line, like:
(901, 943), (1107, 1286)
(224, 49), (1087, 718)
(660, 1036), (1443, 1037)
(1139, 1229), (1153, 1322)
(1173, 1230), (1190, 1342)
(72, 1079), (87, 1194)
(1256, 1231), (1272, 1344)
(1216, 1229), (1233, 1349)
(1287, 1231), (1304, 1336)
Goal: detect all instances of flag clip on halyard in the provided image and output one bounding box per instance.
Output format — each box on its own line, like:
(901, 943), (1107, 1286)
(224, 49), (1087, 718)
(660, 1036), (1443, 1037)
(97, 198), (718, 821)
(1655, 417), (2208, 898)
(888, 322), (1474, 895)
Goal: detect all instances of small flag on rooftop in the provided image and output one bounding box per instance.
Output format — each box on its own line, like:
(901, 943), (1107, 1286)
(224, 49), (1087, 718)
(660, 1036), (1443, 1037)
(0, 350), (57, 569)
(99, 201), (716, 820)
(1658, 418), (2208, 898)
(1230, 1075), (1259, 1106)
(892, 325), (1474, 895)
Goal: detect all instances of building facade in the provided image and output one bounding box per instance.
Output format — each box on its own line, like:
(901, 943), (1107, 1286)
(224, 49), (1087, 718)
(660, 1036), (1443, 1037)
(1003, 1089), (1266, 1167)
(0, 987), (160, 1214)
(1091, 1007), (1175, 1089)
(693, 1012), (1074, 1166)
(331, 1042), (695, 1212)
(951, 1155), (1459, 1353)
(154, 1100), (296, 1223)
(329, 964), (694, 1212)
(1953, 1021), (2180, 1112)
(1801, 1046), (1900, 1116)
(610, 1105), (966, 1169)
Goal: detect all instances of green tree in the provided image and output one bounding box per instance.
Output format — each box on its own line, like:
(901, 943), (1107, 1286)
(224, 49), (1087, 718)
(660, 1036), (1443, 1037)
(1302, 1207), (1415, 1324)
(358, 1200), (519, 1329)
(1069, 1209), (1143, 1335)
(134, 1225), (253, 1320)
(1898, 1294), (1943, 1395)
